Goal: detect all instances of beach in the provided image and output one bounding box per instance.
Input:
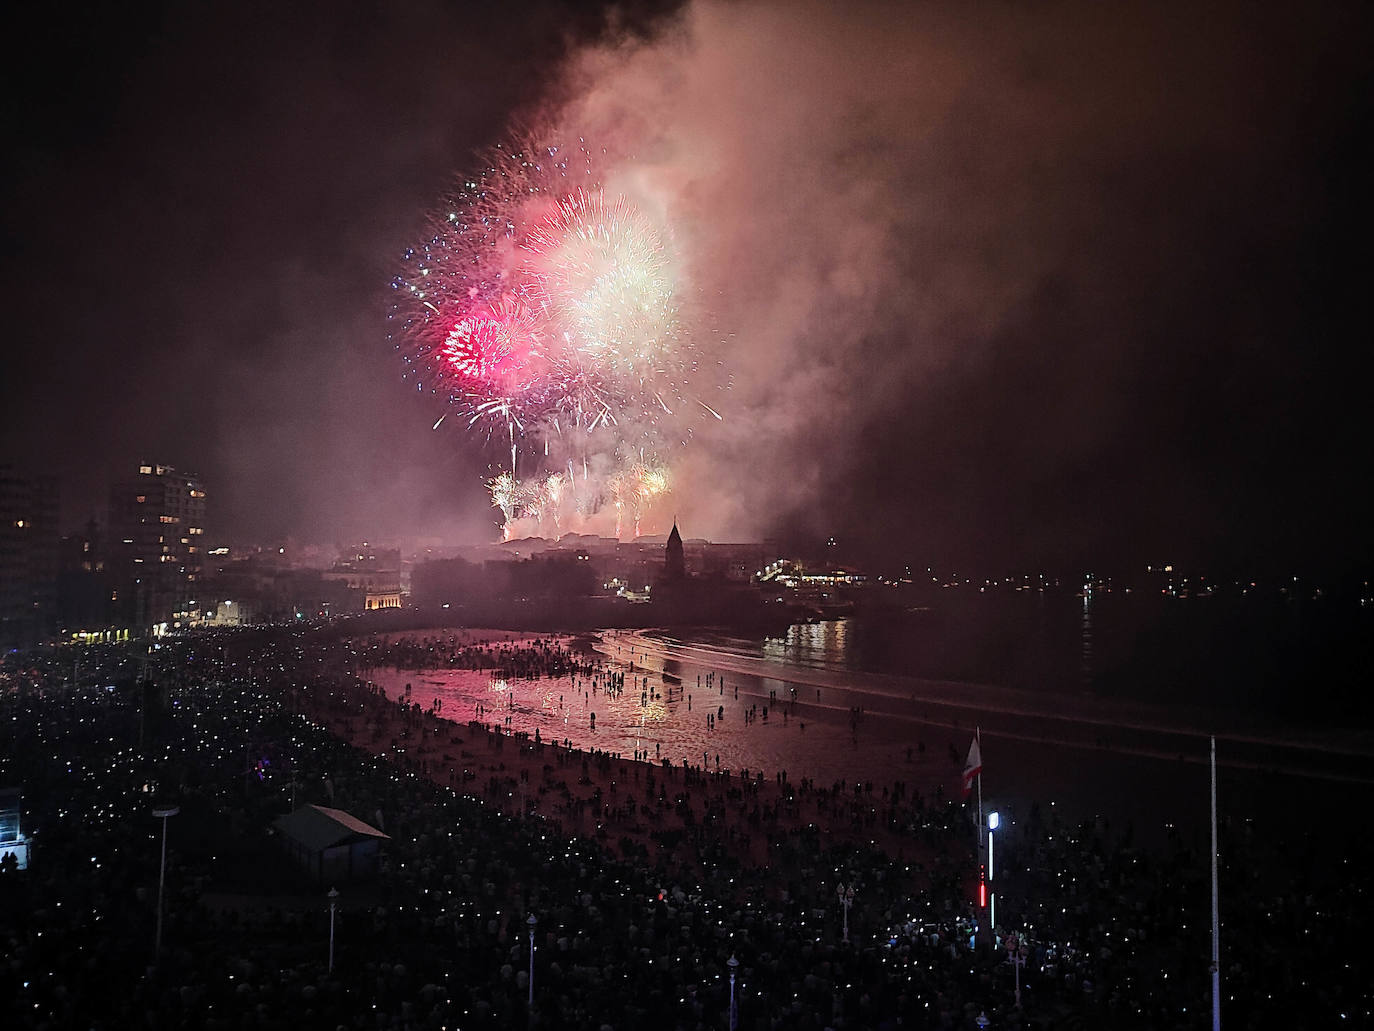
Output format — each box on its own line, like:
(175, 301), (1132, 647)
(314, 627), (952, 882)
(346, 625), (1372, 850)
(6, 624), (1369, 1029)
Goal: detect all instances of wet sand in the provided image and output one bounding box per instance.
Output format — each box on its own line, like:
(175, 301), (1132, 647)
(306, 629), (953, 886)
(615, 628), (1372, 843)
(352, 626), (1370, 847)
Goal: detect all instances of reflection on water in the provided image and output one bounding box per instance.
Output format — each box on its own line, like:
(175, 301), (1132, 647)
(367, 630), (935, 789)
(369, 620), (1222, 794)
(762, 619), (851, 669)
(1080, 594), (1094, 691)
(363, 602), (1370, 802)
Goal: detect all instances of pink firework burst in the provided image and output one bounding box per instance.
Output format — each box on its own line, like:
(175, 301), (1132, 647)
(434, 299), (542, 394)
(441, 315), (513, 381)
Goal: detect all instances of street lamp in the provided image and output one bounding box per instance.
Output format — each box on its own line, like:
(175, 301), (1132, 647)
(987, 811), (999, 937)
(328, 888), (339, 972)
(837, 883), (856, 944)
(727, 955), (739, 1031)
(1006, 930), (1029, 1008)
(528, 913), (537, 1010)
(151, 804), (179, 962)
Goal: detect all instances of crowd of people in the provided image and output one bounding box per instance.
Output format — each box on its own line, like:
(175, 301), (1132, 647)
(1, 621), (1368, 1029)
(348, 632), (595, 683)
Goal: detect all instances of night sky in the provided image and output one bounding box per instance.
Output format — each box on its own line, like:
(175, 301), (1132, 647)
(3, 0), (1370, 573)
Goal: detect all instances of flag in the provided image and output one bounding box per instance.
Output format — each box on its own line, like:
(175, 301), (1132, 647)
(961, 736), (983, 799)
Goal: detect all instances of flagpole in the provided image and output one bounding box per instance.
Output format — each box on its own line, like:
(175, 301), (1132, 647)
(1211, 735), (1221, 1031)
(976, 726), (984, 950)
(961, 731), (986, 948)
(976, 726), (983, 832)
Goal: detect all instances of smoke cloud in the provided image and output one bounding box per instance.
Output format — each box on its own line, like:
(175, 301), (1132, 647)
(5, 0), (1367, 569)
(520, 0), (1369, 565)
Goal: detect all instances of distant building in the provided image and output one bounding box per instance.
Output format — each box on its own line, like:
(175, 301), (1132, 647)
(664, 521), (685, 582)
(323, 542), (402, 610)
(640, 521), (778, 624)
(58, 516), (117, 633)
(365, 590), (402, 610)
(199, 540), (364, 622)
(107, 463), (208, 629)
(0, 463), (60, 648)
(205, 598), (254, 626)
(691, 540), (771, 582)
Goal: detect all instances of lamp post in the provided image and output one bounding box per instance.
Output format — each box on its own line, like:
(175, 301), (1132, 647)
(987, 811), (999, 939)
(1210, 735), (1221, 1031)
(727, 955), (739, 1031)
(987, 811), (998, 879)
(837, 883), (856, 944)
(1006, 930), (1029, 1008)
(528, 913), (537, 1010)
(151, 804), (179, 962)
(328, 888), (339, 972)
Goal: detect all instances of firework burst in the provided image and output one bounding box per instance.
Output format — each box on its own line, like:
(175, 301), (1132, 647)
(393, 127), (721, 539)
(524, 189), (677, 371)
(488, 471), (518, 540)
(542, 472), (566, 533)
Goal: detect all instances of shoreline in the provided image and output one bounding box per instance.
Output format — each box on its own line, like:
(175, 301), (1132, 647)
(338, 625), (1365, 851)
(308, 630), (960, 887)
(628, 629), (1374, 762)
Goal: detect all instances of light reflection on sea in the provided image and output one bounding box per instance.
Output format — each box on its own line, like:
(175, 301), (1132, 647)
(366, 624), (1374, 801)
(366, 629), (921, 789)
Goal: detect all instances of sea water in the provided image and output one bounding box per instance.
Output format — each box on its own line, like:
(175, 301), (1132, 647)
(364, 591), (1372, 835)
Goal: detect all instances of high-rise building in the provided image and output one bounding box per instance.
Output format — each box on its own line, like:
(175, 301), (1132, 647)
(108, 463), (208, 629)
(58, 516), (116, 632)
(0, 463), (60, 648)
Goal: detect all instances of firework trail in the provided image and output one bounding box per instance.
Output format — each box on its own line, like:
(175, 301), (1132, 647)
(607, 468), (629, 540)
(543, 472), (566, 533)
(488, 472), (518, 540)
(628, 459), (669, 539)
(515, 476), (549, 536)
(508, 471), (570, 538)
(599, 455), (669, 539)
